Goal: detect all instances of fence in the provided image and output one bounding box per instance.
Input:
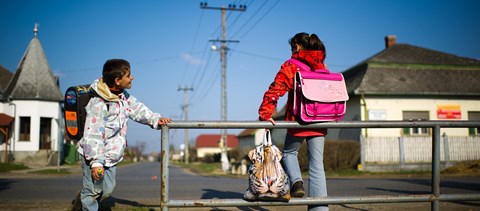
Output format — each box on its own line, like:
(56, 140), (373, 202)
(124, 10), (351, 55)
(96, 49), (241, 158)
(160, 120), (480, 211)
(361, 135), (480, 167)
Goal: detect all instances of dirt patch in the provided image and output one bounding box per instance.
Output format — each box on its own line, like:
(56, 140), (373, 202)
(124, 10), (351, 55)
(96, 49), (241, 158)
(442, 160), (480, 176)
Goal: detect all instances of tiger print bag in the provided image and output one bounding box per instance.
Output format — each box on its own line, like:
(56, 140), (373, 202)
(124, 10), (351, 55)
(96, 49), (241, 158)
(243, 130), (291, 202)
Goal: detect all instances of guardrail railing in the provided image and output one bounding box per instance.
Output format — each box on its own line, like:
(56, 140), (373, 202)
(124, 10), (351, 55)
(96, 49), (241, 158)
(160, 121), (480, 211)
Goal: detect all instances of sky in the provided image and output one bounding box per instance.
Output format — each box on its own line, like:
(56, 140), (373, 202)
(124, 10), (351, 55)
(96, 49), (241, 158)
(1, 0), (479, 154)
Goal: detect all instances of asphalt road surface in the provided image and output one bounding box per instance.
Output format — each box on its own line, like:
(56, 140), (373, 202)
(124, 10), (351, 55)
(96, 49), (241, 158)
(0, 162), (479, 210)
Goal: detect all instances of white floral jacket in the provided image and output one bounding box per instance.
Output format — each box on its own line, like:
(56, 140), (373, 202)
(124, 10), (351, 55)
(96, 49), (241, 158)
(77, 79), (162, 167)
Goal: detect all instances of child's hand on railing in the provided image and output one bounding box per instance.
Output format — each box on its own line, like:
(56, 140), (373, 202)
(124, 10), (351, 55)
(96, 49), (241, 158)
(158, 118), (172, 126)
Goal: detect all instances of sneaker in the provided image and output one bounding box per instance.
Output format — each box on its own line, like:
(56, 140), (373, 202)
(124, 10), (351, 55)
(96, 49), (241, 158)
(71, 191), (82, 211)
(290, 181), (305, 197)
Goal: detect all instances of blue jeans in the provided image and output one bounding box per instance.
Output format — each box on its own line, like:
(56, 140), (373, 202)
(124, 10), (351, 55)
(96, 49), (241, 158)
(80, 158), (116, 211)
(283, 134), (328, 211)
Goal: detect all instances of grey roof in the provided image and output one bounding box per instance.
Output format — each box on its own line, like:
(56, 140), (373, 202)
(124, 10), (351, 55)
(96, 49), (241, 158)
(0, 65), (13, 98)
(3, 36), (63, 101)
(343, 44), (480, 96)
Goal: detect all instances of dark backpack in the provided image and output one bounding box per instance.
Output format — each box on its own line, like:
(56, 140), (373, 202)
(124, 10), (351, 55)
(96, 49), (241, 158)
(64, 84), (129, 140)
(64, 85), (91, 140)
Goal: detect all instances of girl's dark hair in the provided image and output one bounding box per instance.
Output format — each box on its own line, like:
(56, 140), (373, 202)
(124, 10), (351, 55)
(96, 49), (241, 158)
(289, 32), (326, 57)
(102, 59), (131, 87)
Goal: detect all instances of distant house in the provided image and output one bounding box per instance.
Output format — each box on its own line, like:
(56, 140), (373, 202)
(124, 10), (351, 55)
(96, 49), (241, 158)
(237, 129), (262, 150)
(237, 126), (287, 151)
(0, 25), (64, 166)
(237, 109), (287, 151)
(195, 134), (238, 158)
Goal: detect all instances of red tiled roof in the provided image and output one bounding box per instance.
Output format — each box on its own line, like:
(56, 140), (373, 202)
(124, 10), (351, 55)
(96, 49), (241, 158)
(196, 134), (238, 148)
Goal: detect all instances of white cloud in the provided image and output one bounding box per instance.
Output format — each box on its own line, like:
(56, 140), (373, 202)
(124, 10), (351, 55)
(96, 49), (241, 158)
(181, 53), (205, 66)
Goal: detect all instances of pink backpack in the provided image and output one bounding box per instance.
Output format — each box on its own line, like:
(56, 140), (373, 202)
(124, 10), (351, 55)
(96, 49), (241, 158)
(289, 58), (349, 122)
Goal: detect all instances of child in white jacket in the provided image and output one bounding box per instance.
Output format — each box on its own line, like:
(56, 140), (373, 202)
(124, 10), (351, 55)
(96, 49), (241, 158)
(74, 59), (171, 211)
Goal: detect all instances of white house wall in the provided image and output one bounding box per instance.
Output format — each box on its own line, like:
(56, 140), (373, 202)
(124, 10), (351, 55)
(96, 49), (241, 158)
(12, 100), (62, 152)
(197, 147), (235, 158)
(363, 96), (480, 137)
(328, 96), (480, 141)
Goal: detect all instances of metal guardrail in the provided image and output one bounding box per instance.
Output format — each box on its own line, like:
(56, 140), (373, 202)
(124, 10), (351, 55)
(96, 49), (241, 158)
(160, 121), (480, 211)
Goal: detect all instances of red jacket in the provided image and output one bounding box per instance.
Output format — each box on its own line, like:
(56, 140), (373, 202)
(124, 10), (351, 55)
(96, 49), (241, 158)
(258, 50), (327, 137)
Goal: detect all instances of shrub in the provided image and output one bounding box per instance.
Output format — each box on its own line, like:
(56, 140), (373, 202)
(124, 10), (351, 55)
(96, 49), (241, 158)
(298, 139), (360, 171)
(324, 140), (360, 170)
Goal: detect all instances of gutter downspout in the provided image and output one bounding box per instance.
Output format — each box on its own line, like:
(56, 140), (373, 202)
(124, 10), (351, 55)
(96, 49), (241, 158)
(361, 94), (368, 137)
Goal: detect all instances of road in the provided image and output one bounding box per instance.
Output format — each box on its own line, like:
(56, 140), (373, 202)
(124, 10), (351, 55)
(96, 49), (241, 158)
(0, 162), (479, 210)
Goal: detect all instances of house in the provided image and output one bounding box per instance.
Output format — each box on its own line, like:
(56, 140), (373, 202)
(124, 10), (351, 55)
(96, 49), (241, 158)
(237, 129), (263, 150)
(0, 24), (64, 166)
(237, 35), (480, 171)
(335, 35), (480, 171)
(195, 134), (238, 158)
(333, 35), (480, 139)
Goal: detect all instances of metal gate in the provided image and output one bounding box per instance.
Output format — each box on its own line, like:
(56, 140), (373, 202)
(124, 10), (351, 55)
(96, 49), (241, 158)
(160, 120), (480, 211)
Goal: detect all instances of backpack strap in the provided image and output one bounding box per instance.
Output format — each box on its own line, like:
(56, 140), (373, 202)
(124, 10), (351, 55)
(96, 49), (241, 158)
(288, 58), (329, 73)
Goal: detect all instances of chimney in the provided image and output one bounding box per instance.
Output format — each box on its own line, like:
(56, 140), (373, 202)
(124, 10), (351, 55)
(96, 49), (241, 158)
(385, 35), (397, 48)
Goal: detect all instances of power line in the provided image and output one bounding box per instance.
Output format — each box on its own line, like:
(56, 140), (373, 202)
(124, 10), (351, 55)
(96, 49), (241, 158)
(180, 9), (206, 86)
(189, 46), (215, 101)
(191, 61), (220, 104)
(230, 49), (284, 61)
(236, 0), (279, 39)
(230, 0), (268, 39)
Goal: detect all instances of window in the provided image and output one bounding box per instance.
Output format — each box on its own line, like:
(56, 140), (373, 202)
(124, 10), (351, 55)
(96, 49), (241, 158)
(403, 111), (429, 135)
(468, 112), (480, 136)
(19, 117), (31, 141)
(40, 117), (52, 149)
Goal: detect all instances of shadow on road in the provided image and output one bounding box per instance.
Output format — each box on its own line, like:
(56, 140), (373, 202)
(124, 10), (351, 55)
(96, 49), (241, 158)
(365, 178), (480, 209)
(201, 188), (244, 199)
(366, 187), (428, 195)
(0, 179), (15, 191)
(99, 196), (160, 210)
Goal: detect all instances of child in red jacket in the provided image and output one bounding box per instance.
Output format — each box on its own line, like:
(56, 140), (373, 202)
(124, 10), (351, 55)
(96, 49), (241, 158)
(258, 32), (329, 211)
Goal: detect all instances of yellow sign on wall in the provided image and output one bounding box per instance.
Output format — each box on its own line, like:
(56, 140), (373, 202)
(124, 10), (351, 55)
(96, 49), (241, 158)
(437, 105), (461, 119)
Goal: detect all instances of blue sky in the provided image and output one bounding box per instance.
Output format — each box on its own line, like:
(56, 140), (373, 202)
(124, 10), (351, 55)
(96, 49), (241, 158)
(1, 0), (479, 153)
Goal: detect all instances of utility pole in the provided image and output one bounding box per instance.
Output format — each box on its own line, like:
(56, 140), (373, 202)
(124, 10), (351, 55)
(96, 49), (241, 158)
(178, 86), (193, 163)
(200, 2), (246, 173)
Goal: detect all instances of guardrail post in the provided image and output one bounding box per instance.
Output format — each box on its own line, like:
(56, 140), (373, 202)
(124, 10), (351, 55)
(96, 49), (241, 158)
(161, 125), (170, 211)
(432, 125), (440, 211)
